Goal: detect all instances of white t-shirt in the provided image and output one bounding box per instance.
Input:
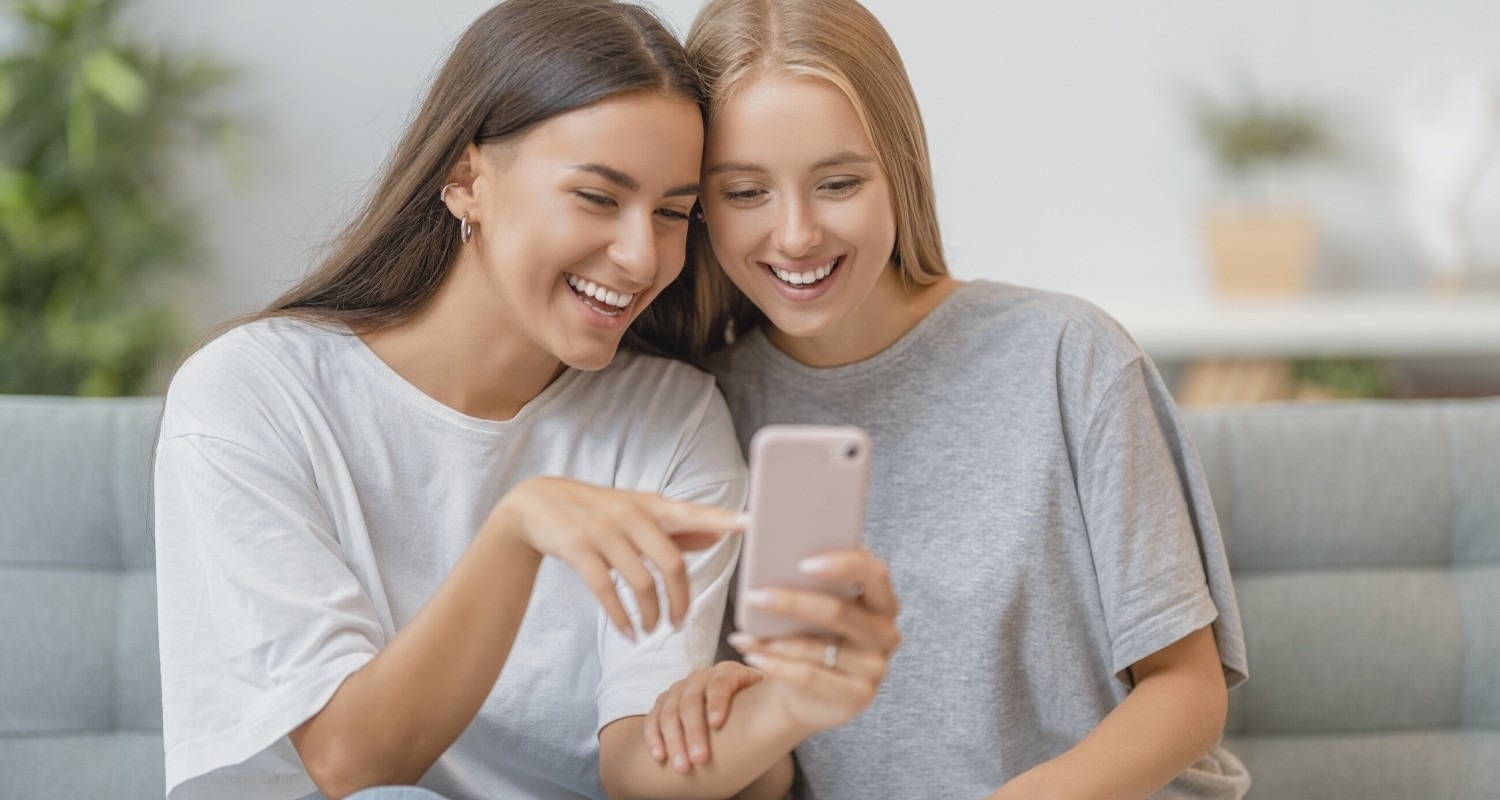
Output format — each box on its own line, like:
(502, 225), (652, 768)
(154, 318), (747, 800)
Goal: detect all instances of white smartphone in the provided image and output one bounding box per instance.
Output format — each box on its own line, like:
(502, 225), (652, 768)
(735, 424), (872, 638)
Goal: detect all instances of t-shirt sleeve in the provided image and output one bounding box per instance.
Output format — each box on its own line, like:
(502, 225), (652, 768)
(155, 357), (384, 800)
(1077, 356), (1249, 690)
(594, 386), (748, 730)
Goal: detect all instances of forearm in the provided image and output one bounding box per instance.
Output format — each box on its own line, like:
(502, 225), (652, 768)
(600, 682), (806, 800)
(292, 514), (542, 798)
(991, 652), (1227, 800)
(732, 755), (797, 800)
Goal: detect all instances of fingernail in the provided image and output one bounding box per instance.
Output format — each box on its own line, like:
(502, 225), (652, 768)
(651, 746), (664, 762)
(726, 632), (755, 650)
(799, 555), (834, 573)
(691, 746), (706, 762)
(710, 712), (723, 726)
(673, 754), (688, 772)
(743, 653), (767, 668)
(742, 588), (775, 607)
(733, 512), (751, 529)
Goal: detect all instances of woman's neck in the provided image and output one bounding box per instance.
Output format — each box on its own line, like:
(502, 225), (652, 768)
(766, 270), (962, 369)
(361, 254), (566, 422)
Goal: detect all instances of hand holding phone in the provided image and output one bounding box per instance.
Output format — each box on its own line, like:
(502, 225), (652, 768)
(643, 429), (899, 758)
(735, 425), (871, 638)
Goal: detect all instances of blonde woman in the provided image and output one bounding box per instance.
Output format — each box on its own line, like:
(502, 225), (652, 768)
(644, 1), (1251, 797)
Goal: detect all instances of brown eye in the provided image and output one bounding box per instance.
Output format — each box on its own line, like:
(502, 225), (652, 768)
(575, 191), (616, 208)
(822, 178), (861, 195)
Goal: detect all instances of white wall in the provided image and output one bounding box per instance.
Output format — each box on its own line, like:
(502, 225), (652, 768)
(127, 0), (1500, 332)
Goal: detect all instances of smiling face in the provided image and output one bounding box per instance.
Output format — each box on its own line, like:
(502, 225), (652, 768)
(701, 73), (904, 354)
(457, 89), (704, 371)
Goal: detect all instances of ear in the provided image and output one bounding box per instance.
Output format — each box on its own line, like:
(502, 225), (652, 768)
(441, 142), (485, 219)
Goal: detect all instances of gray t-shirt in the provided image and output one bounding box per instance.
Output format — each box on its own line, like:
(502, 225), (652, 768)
(711, 281), (1250, 799)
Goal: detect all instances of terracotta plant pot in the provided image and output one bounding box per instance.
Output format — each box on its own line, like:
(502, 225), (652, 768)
(1203, 208), (1316, 295)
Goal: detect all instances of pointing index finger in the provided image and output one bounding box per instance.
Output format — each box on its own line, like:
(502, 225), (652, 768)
(648, 497), (747, 538)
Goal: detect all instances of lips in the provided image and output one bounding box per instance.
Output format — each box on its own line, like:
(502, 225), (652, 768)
(565, 273), (634, 317)
(764, 256), (842, 288)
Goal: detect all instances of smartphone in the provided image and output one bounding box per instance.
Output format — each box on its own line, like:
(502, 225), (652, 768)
(735, 424), (872, 638)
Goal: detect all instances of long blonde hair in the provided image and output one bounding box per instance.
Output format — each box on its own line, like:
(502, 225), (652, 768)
(684, 0), (948, 352)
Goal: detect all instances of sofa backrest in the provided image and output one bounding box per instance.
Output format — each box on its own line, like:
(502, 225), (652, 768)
(0, 396), (165, 798)
(1183, 399), (1500, 800)
(3, 395), (1497, 800)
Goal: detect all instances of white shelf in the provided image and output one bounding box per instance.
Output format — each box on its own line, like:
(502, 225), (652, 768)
(1094, 292), (1500, 360)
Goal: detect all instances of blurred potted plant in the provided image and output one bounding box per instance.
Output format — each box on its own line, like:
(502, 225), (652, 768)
(0, 0), (240, 396)
(1191, 82), (1333, 295)
(1292, 358), (1394, 401)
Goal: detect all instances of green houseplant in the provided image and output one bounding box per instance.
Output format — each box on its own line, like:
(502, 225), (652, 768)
(0, 0), (239, 395)
(1191, 83), (1333, 295)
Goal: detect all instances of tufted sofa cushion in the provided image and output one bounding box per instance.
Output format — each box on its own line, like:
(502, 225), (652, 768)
(1183, 399), (1500, 800)
(0, 396), (165, 798)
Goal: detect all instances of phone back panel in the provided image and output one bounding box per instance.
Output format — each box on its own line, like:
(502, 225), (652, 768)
(736, 425), (871, 638)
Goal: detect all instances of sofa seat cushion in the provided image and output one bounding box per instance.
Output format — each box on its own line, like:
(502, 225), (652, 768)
(1225, 730), (1500, 800)
(0, 732), (165, 798)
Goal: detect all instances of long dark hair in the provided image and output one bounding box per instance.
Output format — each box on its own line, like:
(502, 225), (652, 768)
(226, 0), (706, 358)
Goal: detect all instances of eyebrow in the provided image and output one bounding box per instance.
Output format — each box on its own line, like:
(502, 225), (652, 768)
(572, 163), (699, 198)
(706, 150), (876, 176)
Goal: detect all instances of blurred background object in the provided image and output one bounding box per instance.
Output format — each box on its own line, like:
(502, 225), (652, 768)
(1191, 77), (1333, 296)
(1391, 70), (1500, 293)
(0, 0), (240, 396)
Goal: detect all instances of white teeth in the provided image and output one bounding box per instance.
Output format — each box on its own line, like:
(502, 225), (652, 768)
(770, 258), (838, 287)
(566, 274), (633, 308)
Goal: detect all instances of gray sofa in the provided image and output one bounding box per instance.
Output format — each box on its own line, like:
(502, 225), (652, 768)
(1189, 401), (1500, 798)
(1, 396), (165, 798)
(1, 395), (1497, 799)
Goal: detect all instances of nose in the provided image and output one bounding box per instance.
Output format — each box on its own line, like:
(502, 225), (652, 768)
(606, 212), (659, 287)
(773, 194), (823, 258)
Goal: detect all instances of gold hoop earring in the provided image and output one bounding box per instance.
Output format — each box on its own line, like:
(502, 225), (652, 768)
(460, 212), (473, 244)
(440, 182), (459, 204)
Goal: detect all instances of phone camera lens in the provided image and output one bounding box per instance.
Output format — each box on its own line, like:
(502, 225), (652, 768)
(842, 443), (859, 460)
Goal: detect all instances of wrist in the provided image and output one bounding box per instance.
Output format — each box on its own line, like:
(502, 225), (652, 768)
(484, 491), (534, 555)
(481, 497), (543, 569)
(756, 678), (824, 739)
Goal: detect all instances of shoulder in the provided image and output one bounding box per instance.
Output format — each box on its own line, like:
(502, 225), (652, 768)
(960, 281), (1139, 359)
(948, 281), (1143, 383)
(582, 349), (728, 422)
(162, 317), (346, 440)
(575, 351), (745, 490)
(595, 348), (719, 394)
(952, 282), (1155, 430)
(175, 317), (343, 384)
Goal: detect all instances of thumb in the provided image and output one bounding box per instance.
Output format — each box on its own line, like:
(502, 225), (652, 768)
(737, 666), (765, 688)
